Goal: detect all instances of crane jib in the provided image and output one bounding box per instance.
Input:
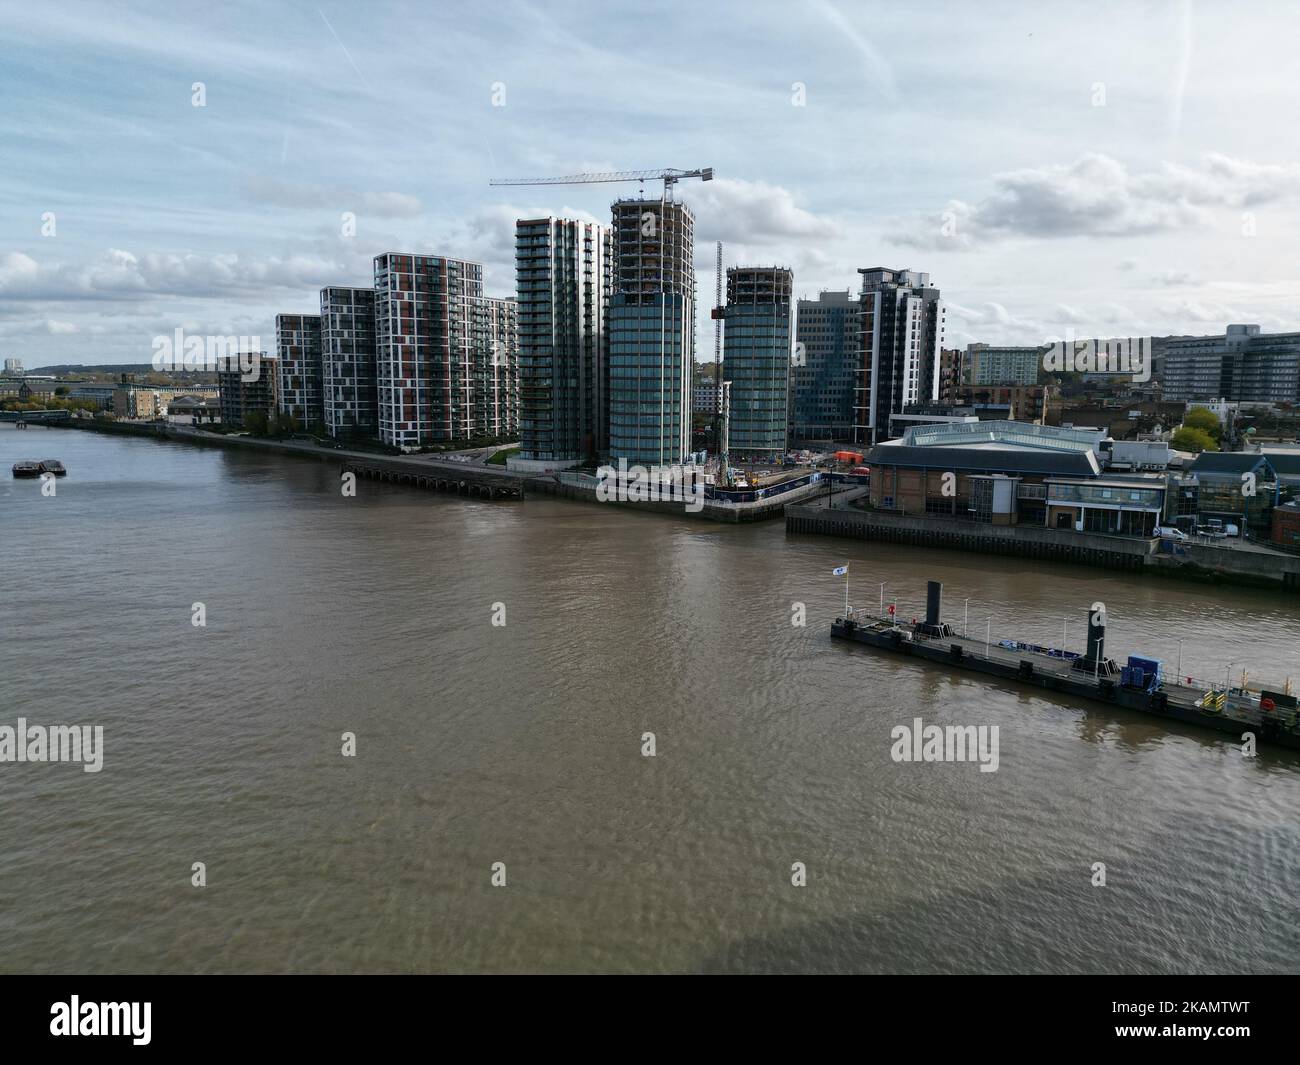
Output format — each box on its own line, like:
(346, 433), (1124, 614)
(488, 167), (714, 187)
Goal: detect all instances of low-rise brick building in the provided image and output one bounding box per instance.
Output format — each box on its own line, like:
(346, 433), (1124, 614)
(1271, 500), (1300, 549)
(866, 420), (1168, 535)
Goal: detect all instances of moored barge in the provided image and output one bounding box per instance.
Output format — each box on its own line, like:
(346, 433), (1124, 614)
(831, 579), (1300, 750)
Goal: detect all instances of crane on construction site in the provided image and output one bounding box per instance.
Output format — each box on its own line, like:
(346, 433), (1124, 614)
(490, 166), (717, 474)
(711, 240), (730, 486)
(489, 167), (713, 200)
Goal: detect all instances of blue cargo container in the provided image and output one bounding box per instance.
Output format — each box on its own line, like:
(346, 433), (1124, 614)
(1123, 655), (1163, 692)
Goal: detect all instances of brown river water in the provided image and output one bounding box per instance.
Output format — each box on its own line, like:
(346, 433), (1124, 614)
(2, 423), (1298, 973)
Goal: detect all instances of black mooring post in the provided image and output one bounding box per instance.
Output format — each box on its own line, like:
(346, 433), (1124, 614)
(1086, 607), (1105, 665)
(925, 581), (942, 629)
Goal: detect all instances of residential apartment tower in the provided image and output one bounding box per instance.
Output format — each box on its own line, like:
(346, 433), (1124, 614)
(856, 268), (945, 444)
(789, 289), (859, 444)
(275, 313), (323, 429)
(373, 253), (483, 448)
(319, 286), (378, 439)
(514, 217), (612, 465)
(723, 266), (793, 461)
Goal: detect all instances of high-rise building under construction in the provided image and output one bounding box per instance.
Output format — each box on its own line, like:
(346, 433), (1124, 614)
(608, 198), (695, 466)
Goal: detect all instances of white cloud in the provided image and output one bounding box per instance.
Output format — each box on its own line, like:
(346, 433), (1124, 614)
(888, 153), (1300, 249)
(1156, 298), (1284, 326)
(1050, 304), (1088, 324)
(1150, 153), (1300, 208)
(946, 300), (1033, 329)
(691, 179), (838, 244)
(0, 248), (352, 302)
(0, 253), (41, 288)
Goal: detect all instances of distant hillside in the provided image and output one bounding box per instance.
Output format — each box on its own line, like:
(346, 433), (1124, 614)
(22, 364), (219, 386)
(27, 364), (159, 375)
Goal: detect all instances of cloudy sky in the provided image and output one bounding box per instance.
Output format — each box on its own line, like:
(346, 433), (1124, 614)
(3, 0), (1299, 366)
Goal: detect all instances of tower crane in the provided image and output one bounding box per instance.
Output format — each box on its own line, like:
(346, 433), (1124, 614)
(489, 167), (715, 468)
(489, 167), (713, 201)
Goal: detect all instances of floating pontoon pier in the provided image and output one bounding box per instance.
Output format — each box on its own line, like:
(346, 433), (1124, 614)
(831, 579), (1300, 750)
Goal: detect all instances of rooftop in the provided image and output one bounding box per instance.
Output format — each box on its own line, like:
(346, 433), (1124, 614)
(1045, 475), (1167, 488)
(1187, 452), (1275, 477)
(899, 420), (1100, 452)
(868, 443), (1101, 477)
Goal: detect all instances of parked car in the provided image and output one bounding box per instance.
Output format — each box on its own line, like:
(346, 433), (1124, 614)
(1195, 520), (1241, 539)
(1154, 525), (1188, 542)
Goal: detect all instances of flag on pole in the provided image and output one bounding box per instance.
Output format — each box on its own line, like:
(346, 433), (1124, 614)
(832, 565), (848, 576)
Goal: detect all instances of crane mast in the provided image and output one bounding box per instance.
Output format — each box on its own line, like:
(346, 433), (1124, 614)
(712, 241), (728, 485)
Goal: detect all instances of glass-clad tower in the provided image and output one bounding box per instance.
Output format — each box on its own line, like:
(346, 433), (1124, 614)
(789, 290), (859, 444)
(515, 217), (611, 464)
(608, 198), (694, 466)
(723, 266), (793, 461)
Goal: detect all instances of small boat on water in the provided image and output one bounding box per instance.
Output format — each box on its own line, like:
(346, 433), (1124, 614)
(12, 460), (42, 478)
(40, 459), (66, 476)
